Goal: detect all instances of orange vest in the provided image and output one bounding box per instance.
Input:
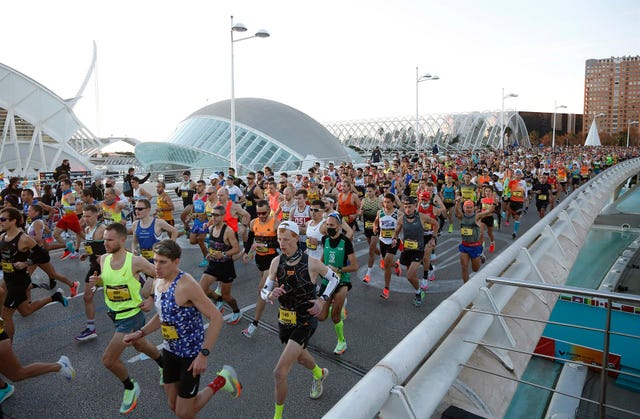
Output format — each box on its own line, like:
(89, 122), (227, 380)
(338, 192), (358, 217)
(252, 216), (277, 255)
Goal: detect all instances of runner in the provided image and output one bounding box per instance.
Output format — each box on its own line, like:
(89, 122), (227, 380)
(417, 190), (440, 289)
(291, 189), (311, 251)
(532, 172), (553, 218)
(52, 178), (84, 260)
(241, 200), (280, 338)
(199, 205), (243, 325)
(305, 200), (326, 261)
(456, 200), (493, 283)
(178, 171), (197, 234)
(154, 181), (176, 226)
(243, 171), (263, 221)
(507, 169), (528, 239)
(373, 193), (402, 300)
(361, 184), (382, 283)
(123, 240), (241, 419)
(261, 221), (339, 419)
(479, 184), (498, 253)
(88, 223), (164, 415)
(75, 204), (106, 342)
(0, 207), (68, 340)
(188, 181), (209, 267)
(101, 187), (127, 226)
(319, 212), (358, 354)
(131, 198), (179, 263)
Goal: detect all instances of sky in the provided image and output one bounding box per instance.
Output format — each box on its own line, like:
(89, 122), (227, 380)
(3, 0), (639, 151)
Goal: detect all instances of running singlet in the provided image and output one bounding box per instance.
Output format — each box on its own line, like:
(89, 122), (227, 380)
(275, 253), (317, 328)
(305, 220), (324, 260)
(378, 209), (399, 245)
(207, 224), (232, 262)
(223, 200), (239, 233)
(442, 185), (455, 203)
(156, 194), (174, 223)
(402, 212), (424, 252)
(0, 232), (30, 283)
(253, 217), (278, 256)
(154, 272), (204, 358)
(101, 252), (142, 321)
(362, 198), (381, 230)
(135, 218), (161, 261)
(460, 215), (481, 245)
(322, 234), (352, 283)
(102, 202), (123, 225)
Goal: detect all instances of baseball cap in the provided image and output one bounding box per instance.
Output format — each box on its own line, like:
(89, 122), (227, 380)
(208, 173), (217, 180)
(463, 200), (475, 208)
(419, 190), (432, 200)
(323, 176), (332, 182)
(514, 169), (523, 175)
(278, 221), (299, 235)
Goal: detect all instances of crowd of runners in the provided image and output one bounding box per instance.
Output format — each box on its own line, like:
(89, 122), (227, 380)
(0, 145), (637, 418)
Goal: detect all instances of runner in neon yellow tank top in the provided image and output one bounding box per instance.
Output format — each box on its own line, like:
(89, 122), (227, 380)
(88, 223), (164, 415)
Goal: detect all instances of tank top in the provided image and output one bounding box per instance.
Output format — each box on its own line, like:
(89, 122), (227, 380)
(253, 217), (278, 256)
(378, 208), (399, 245)
(135, 218), (161, 261)
(85, 223), (106, 263)
(402, 212), (424, 252)
(208, 224), (232, 262)
(102, 202), (123, 225)
(223, 200), (239, 232)
(192, 194), (207, 220)
(276, 253), (317, 327)
(291, 205), (311, 240)
(305, 220), (325, 260)
(179, 181), (195, 206)
(338, 192), (358, 217)
(442, 185), (455, 203)
(156, 193), (174, 222)
(307, 187), (320, 201)
(154, 272), (204, 358)
(460, 214), (481, 245)
(244, 185), (258, 219)
(61, 190), (76, 215)
(322, 235), (351, 283)
(0, 232), (29, 282)
(280, 200), (294, 221)
(459, 183), (477, 201)
(27, 216), (44, 238)
(362, 198), (381, 230)
(101, 252), (142, 320)
(418, 203), (436, 235)
(268, 192), (281, 219)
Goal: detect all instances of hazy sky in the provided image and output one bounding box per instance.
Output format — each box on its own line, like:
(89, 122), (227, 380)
(3, 0), (639, 150)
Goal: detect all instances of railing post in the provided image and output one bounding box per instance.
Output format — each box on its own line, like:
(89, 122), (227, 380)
(599, 297), (613, 419)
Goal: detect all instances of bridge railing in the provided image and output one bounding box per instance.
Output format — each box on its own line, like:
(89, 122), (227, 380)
(324, 158), (640, 419)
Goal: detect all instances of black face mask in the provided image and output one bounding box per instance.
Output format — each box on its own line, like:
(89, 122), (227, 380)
(327, 227), (338, 237)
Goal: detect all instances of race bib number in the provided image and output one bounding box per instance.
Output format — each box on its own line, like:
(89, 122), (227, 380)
(245, 200), (253, 206)
(106, 285), (132, 302)
(305, 239), (317, 250)
(141, 249), (154, 260)
(1, 262), (14, 273)
(208, 248), (222, 259)
(181, 191), (188, 198)
(365, 221), (374, 229)
(538, 194), (547, 201)
(278, 308), (297, 325)
(460, 227), (473, 236)
(282, 212), (290, 220)
(444, 198), (454, 203)
(84, 245), (94, 255)
(512, 191), (523, 198)
(161, 323), (179, 340)
(255, 243), (268, 253)
(381, 229), (394, 238)
(404, 239), (419, 250)
(422, 222), (432, 231)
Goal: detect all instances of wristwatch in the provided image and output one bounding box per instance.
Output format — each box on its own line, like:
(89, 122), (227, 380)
(320, 295), (330, 302)
(201, 348), (210, 356)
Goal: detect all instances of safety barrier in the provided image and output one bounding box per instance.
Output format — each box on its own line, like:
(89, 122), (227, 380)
(324, 158), (640, 419)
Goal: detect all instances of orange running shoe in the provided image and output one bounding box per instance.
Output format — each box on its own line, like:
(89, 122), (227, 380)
(394, 261), (402, 276)
(362, 274), (371, 283)
(489, 242), (495, 253)
(380, 287), (390, 300)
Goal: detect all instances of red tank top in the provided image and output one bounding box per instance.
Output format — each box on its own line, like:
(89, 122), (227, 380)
(223, 200), (239, 232)
(338, 192), (358, 217)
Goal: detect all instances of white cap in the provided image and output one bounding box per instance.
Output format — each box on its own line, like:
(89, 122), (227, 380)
(208, 173), (217, 180)
(278, 221), (299, 236)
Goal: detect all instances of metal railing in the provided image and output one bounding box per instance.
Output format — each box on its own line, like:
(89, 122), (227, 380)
(324, 157), (640, 419)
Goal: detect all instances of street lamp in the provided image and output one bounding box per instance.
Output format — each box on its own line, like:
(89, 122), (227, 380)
(500, 88), (518, 149)
(551, 101), (567, 149)
(415, 67), (439, 151)
(627, 119), (639, 147)
(230, 16), (270, 172)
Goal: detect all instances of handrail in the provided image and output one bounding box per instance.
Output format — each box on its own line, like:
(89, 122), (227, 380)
(324, 158), (640, 419)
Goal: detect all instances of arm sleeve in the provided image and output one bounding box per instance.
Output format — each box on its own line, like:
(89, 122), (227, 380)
(244, 230), (255, 254)
(260, 277), (276, 301)
(320, 268), (340, 298)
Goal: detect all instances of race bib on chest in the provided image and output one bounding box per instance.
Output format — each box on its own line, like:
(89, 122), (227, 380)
(538, 194), (547, 201)
(181, 191), (189, 198)
(106, 285), (132, 302)
(422, 222), (432, 231)
(141, 249), (154, 259)
(460, 227), (473, 236)
(305, 239), (317, 250)
(1, 262), (14, 273)
(245, 200), (253, 206)
(404, 239), (419, 250)
(161, 323), (179, 340)
(255, 242), (268, 253)
(84, 245), (94, 255)
(381, 229), (394, 238)
(278, 308), (297, 325)
(512, 191), (523, 198)
(282, 212), (290, 220)
(365, 221), (374, 229)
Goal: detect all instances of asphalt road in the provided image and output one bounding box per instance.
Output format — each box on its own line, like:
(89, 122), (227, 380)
(2, 210), (542, 419)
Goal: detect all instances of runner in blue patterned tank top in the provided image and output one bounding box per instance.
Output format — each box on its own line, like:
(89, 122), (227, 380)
(123, 240), (241, 418)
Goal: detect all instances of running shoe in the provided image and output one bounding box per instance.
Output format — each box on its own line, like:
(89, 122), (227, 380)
(448, 224), (453, 233)
(75, 328), (97, 342)
(226, 312), (242, 325)
(379, 259), (385, 269)
(394, 260), (401, 276)
(65, 240), (75, 252)
(419, 279), (429, 291)
(60, 250), (73, 260)
(512, 232), (517, 239)
(413, 291), (425, 307)
(214, 284), (222, 296)
(310, 368), (329, 399)
(489, 242), (495, 253)
(431, 251), (437, 261)
(0, 383), (15, 404)
(57, 355), (76, 381)
(362, 274), (371, 283)
(70, 281), (80, 297)
(69, 252), (79, 259)
(242, 323), (257, 338)
(198, 259), (208, 267)
(505, 221), (510, 226)
(215, 300), (224, 313)
(51, 288), (69, 307)
(333, 340), (347, 355)
(119, 380), (140, 414)
(380, 287), (390, 300)
(217, 365), (242, 398)
(480, 254), (486, 264)
(428, 271), (436, 282)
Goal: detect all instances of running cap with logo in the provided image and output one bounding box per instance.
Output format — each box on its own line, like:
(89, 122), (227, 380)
(463, 200), (475, 208)
(278, 221), (299, 235)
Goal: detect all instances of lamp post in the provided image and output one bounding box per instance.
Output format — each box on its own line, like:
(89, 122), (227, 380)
(500, 88), (518, 149)
(415, 67), (439, 151)
(230, 16), (270, 172)
(627, 119), (639, 147)
(551, 101), (567, 150)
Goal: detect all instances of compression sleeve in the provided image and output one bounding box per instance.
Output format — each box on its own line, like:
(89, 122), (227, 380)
(260, 277), (276, 301)
(244, 230), (255, 254)
(321, 268), (340, 299)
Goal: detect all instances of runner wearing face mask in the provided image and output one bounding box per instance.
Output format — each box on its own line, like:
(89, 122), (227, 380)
(417, 190), (441, 290)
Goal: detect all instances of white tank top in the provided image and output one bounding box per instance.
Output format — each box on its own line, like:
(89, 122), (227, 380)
(305, 219), (325, 260)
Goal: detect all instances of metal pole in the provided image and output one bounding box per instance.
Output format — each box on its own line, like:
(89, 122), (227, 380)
(230, 15), (237, 171)
(415, 67), (420, 152)
(500, 88), (505, 149)
(628, 119), (631, 148)
(552, 100), (557, 150)
(599, 298), (612, 419)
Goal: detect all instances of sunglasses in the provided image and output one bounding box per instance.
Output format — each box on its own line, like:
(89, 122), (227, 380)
(211, 213), (223, 217)
(257, 211), (268, 215)
(0, 217), (8, 222)
(134, 207), (147, 211)
(247, 177), (255, 180)
(310, 208), (322, 212)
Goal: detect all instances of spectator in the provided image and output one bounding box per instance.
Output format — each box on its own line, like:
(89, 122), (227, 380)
(89, 176), (105, 201)
(123, 167), (150, 198)
(371, 146), (383, 163)
(53, 159), (71, 182)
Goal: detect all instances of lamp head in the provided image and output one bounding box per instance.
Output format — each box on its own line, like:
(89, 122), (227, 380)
(232, 22), (248, 32)
(557, 105), (567, 109)
(255, 29), (270, 38)
(506, 93), (518, 98)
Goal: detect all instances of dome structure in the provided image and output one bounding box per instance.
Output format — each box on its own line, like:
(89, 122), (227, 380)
(135, 98), (350, 174)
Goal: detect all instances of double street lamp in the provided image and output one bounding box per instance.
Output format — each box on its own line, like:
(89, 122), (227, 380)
(551, 101), (567, 149)
(230, 16), (270, 171)
(627, 119), (639, 147)
(500, 88), (518, 149)
(415, 67), (439, 151)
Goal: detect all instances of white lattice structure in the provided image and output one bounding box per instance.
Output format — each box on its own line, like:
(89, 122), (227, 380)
(0, 56), (136, 177)
(325, 112), (530, 153)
